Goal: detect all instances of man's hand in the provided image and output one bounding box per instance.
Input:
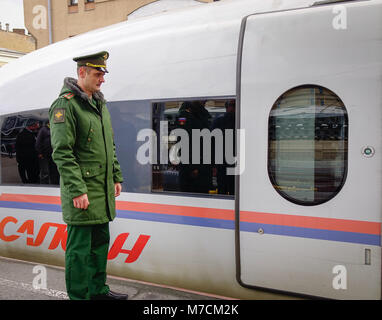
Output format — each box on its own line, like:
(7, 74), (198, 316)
(73, 193), (90, 210)
(115, 183), (122, 197)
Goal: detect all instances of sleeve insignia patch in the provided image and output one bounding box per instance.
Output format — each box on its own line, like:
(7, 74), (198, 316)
(54, 108), (65, 123)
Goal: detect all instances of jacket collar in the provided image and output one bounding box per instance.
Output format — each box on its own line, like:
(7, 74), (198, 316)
(63, 77), (106, 103)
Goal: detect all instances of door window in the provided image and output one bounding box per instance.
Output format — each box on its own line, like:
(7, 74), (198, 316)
(268, 85), (348, 205)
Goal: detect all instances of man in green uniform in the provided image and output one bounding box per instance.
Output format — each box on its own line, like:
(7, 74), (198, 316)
(49, 51), (127, 300)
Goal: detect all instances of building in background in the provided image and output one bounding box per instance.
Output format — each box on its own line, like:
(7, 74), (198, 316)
(24, 0), (215, 49)
(0, 23), (36, 67)
(0, 48), (24, 67)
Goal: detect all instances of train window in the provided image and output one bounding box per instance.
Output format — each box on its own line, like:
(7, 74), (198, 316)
(151, 99), (236, 196)
(0, 109), (59, 186)
(268, 85), (348, 205)
(108, 100), (152, 193)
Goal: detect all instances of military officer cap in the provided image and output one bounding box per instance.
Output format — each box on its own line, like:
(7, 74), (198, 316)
(73, 51), (109, 73)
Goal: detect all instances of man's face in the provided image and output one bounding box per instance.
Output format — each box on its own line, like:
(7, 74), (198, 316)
(81, 67), (105, 94)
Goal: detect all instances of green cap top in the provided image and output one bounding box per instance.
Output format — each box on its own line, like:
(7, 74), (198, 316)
(73, 51), (109, 73)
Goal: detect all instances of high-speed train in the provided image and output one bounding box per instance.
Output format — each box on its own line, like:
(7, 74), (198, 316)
(0, 0), (381, 300)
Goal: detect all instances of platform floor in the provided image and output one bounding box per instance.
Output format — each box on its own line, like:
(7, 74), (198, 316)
(0, 256), (224, 300)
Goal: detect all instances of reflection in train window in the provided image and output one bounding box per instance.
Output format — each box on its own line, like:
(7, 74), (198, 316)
(151, 99), (236, 196)
(108, 100), (152, 193)
(0, 109), (59, 185)
(268, 85), (348, 205)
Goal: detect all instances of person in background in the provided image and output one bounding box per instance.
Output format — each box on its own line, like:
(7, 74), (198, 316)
(35, 121), (59, 184)
(211, 99), (235, 195)
(15, 121), (40, 184)
(177, 100), (212, 194)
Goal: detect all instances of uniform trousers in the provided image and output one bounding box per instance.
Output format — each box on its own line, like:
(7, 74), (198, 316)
(65, 223), (110, 300)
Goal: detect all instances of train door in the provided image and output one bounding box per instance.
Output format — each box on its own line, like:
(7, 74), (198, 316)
(237, 0), (382, 299)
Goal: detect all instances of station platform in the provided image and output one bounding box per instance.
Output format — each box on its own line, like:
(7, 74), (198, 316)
(0, 256), (225, 301)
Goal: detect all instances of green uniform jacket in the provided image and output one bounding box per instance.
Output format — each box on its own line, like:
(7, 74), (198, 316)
(49, 77), (123, 225)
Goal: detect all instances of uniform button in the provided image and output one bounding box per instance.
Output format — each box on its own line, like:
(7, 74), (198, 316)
(90, 129), (94, 133)
(86, 171), (90, 175)
(88, 138), (91, 142)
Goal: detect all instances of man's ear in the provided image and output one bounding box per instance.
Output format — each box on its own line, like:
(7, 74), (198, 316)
(78, 66), (86, 79)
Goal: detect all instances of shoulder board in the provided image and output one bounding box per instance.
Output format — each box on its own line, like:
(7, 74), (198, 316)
(62, 92), (75, 100)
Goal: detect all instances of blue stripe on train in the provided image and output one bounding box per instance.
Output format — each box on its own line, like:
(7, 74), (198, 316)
(240, 221), (381, 246)
(0, 200), (61, 212)
(0, 200), (379, 245)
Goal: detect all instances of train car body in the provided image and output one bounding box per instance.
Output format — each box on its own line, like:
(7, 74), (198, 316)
(0, 0), (381, 299)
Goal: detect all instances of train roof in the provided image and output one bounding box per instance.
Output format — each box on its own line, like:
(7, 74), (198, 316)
(0, 0), (317, 116)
